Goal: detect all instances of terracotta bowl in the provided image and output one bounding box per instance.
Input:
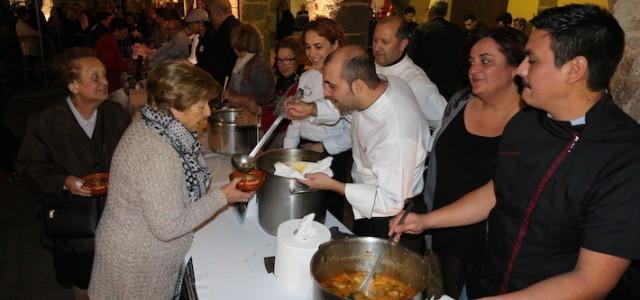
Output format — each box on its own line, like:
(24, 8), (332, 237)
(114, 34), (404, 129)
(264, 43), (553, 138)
(228, 169), (266, 192)
(82, 172), (109, 196)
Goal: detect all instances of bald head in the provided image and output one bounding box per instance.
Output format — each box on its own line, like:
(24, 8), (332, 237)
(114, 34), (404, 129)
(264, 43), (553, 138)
(378, 15), (412, 41)
(326, 46), (379, 89)
(206, 0), (232, 27)
(373, 15), (412, 65)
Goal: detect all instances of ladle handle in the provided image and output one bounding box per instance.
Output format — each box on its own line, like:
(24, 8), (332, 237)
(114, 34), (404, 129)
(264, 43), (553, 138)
(249, 115), (284, 158)
(392, 200), (414, 241)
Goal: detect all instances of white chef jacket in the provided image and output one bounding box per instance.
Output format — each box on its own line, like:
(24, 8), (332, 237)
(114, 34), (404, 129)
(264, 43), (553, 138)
(375, 55), (446, 130)
(283, 69), (352, 155)
(314, 75), (430, 219)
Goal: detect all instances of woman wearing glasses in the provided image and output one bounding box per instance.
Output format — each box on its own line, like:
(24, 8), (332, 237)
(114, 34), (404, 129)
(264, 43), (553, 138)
(262, 36), (307, 149)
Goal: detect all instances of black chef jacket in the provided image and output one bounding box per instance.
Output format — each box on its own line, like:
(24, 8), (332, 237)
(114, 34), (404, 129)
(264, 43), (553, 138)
(469, 92), (640, 297)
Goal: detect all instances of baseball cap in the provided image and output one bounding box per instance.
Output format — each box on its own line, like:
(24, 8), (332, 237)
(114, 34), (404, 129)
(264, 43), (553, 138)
(185, 9), (209, 23)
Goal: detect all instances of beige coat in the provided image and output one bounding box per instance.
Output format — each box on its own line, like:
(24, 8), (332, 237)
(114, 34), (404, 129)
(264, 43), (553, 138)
(89, 119), (228, 299)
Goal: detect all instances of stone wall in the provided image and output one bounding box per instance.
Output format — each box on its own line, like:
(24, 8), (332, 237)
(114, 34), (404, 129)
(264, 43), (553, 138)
(334, 0), (371, 47)
(609, 0), (640, 121)
(242, 0), (280, 59)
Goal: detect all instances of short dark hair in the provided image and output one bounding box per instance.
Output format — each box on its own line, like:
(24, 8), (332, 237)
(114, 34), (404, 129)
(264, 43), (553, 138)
(326, 46), (379, 89)
(276, 35), (307, 66)
(495, 12), (512, 25)
(531, 4), (624, 90)
(513, 17), (527, 28)
(404, 6), (416, 15)
(430, 1), (448, 18)
(54, 47), (98, 96)
(464, 14), (478, 22)
(470, 27), (527, 68)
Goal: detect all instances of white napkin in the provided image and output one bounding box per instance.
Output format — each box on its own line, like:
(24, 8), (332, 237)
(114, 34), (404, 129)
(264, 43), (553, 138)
(293, 213), (317, 242)
(274, 157), (333, 180)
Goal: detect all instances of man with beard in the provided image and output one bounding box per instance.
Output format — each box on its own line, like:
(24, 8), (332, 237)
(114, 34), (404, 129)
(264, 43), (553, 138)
(287, 46), (430, 254)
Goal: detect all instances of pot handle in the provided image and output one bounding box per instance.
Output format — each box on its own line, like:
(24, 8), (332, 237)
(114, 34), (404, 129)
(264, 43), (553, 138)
(290, 187), (316, 194)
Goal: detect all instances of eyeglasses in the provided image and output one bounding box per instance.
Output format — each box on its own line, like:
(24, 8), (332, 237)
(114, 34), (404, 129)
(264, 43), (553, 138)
(276, 57), (296, 64)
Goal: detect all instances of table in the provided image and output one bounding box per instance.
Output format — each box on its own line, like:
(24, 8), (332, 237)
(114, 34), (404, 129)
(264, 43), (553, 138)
(188, 149), (349, 299)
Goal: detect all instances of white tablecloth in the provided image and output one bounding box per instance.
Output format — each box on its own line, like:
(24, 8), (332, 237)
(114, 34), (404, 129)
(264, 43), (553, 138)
(188, 147), (349, 299)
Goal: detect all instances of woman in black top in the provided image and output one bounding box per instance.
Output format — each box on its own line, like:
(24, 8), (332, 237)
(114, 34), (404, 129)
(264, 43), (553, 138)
(429, 28), (527, 298)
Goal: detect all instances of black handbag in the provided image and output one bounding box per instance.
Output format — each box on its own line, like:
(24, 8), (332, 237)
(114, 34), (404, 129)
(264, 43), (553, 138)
(43, 196), (101, 238)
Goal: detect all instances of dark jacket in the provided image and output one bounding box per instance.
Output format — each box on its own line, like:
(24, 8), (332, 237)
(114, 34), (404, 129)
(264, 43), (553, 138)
(409, 17), (465, 99)
(197, 15), (240, 84)
(232, 55), (275, 107)
(16, 95), (130, 252)
(88, 22), (109, 47)
(276, 10), (295, 40)
(470, 93), (640, 297)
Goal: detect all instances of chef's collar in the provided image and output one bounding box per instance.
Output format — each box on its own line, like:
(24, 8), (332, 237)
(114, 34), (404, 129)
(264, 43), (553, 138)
(382, 53), (406, 67)
(546, 113), (586, 126)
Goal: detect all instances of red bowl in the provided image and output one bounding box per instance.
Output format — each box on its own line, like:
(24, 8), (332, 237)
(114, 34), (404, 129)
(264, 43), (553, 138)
(82, 172), (109, 196)
(228, 169), (266, 192)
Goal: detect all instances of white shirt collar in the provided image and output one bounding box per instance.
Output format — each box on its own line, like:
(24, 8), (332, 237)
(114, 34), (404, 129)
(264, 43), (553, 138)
(66, 96), (97, 138)
(546, 113), (586, 126)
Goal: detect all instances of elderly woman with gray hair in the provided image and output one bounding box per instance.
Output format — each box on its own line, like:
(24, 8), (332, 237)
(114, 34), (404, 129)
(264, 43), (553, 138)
(88, 61), (252, 299)
(17, 47), (130, 300)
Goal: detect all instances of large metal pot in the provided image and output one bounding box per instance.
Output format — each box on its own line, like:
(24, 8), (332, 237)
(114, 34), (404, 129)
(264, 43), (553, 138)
(310, 237), (430, 300)
(255, 149), (328, 235)
(208, 109), (258, 155)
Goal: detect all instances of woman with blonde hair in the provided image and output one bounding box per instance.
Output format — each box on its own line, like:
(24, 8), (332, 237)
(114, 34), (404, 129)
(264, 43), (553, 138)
(89, 61), (252, 298)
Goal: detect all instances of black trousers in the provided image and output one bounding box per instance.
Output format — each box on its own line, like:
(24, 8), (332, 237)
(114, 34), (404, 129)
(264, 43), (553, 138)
(352, 195), (428, 255)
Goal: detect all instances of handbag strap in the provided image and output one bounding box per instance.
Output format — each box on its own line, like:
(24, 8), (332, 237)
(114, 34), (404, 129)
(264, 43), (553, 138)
(499, 131), (580, 294)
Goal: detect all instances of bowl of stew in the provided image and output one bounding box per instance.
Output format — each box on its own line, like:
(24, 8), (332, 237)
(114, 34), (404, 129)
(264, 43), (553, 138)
(310, 237), (430, 300)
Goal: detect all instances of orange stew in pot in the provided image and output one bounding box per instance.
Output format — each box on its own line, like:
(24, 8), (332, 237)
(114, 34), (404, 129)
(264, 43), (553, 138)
(321, 271), (416, 300)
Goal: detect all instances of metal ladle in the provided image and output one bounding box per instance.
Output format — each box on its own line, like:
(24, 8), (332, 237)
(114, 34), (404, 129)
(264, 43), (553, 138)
(231, 115), (285, 172)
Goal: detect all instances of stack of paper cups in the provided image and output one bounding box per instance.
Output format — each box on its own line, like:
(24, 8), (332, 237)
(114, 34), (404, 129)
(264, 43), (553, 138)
(274, 218), (331, 296)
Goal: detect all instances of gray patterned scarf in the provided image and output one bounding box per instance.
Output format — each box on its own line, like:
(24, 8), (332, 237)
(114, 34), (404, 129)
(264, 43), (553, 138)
(141, 105), (210, 202)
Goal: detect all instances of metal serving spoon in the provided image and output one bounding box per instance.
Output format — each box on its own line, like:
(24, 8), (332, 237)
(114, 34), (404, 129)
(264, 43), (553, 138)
(231, 115), (285, 172)
(231, 89), (303, 172)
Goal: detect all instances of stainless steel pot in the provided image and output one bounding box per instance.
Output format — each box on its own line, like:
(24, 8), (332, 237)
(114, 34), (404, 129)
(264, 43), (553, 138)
(255, 149), (328, 235)
(208, 109), (258, 155)
(310, 237), (430, 300)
